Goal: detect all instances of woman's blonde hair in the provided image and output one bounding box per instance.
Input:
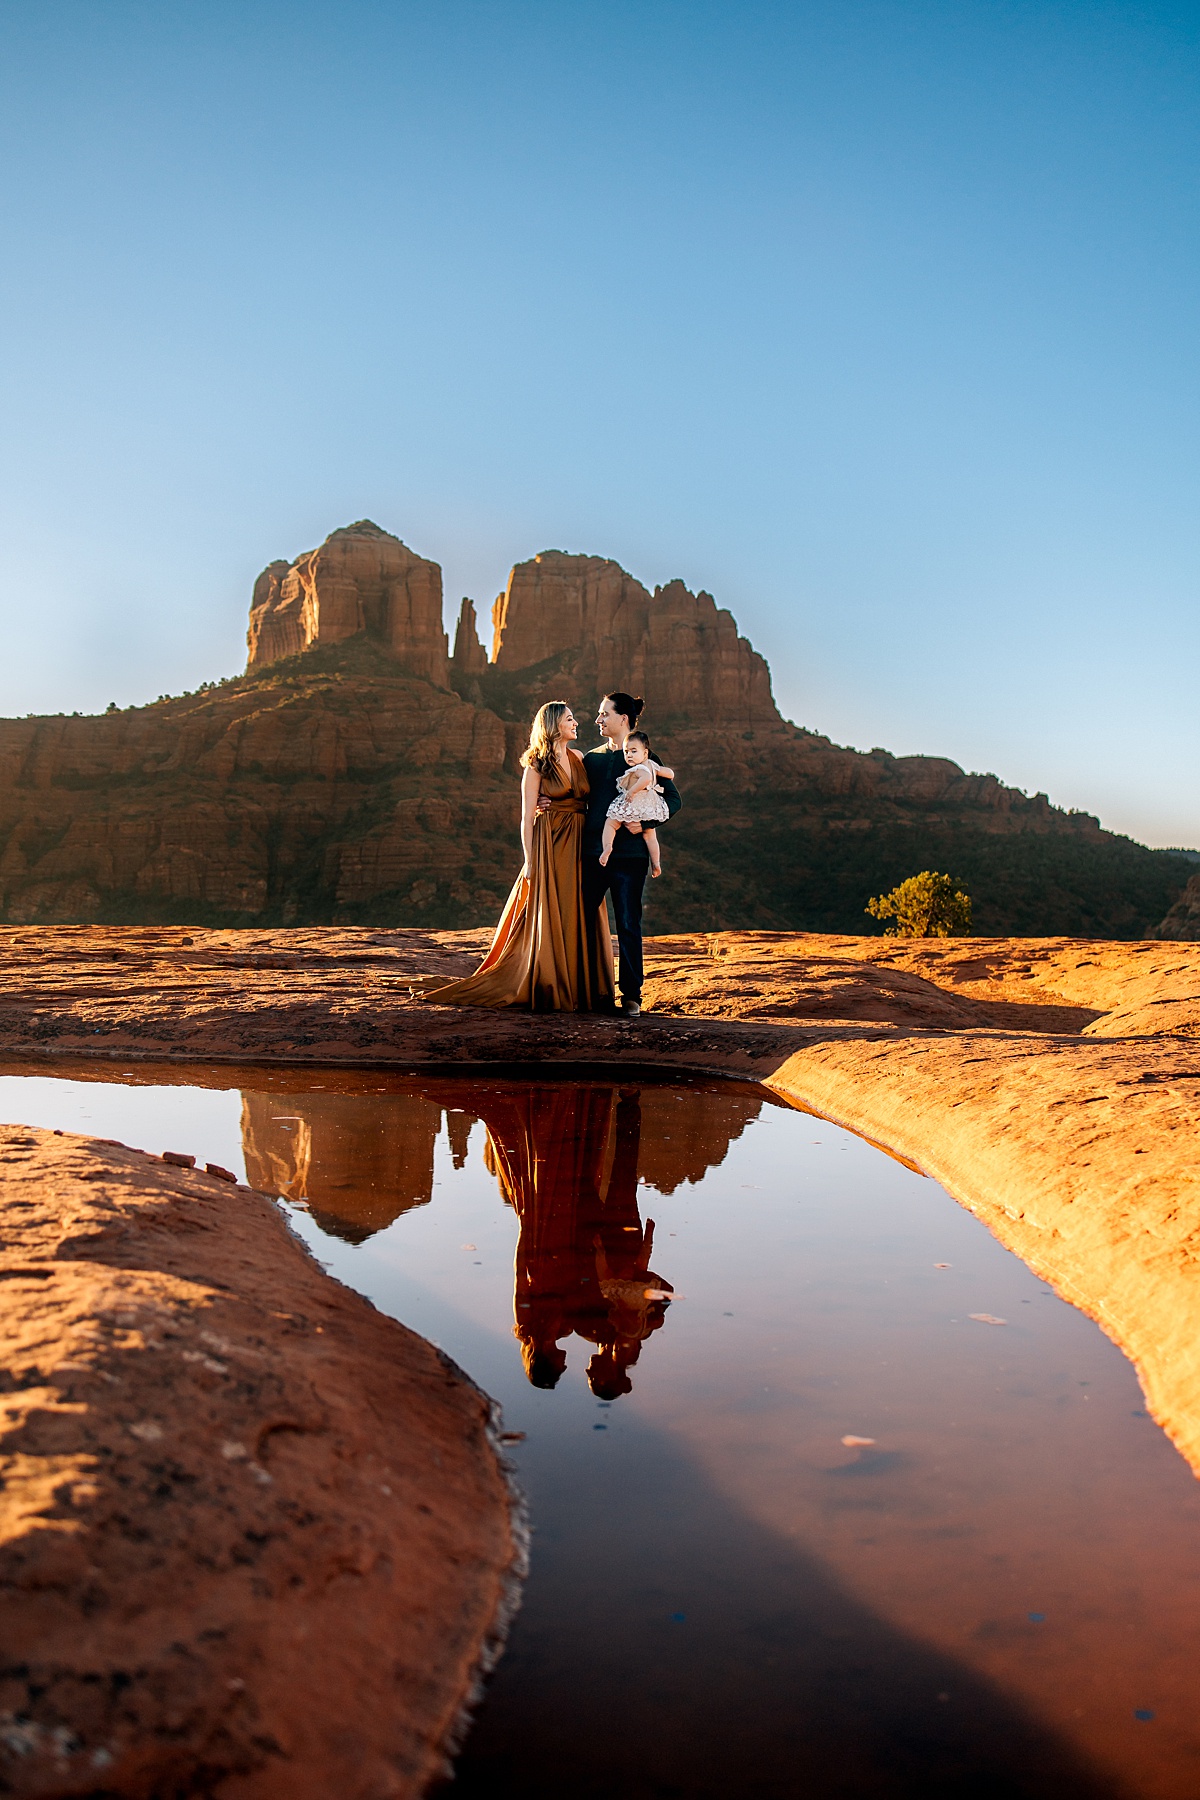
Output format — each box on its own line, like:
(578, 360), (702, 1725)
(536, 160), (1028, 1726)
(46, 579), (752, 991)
(521, 701), (571, 777)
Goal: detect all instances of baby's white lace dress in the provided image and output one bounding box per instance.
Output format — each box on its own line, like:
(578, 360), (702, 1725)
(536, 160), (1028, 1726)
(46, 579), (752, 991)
(606, 766), (670, 826)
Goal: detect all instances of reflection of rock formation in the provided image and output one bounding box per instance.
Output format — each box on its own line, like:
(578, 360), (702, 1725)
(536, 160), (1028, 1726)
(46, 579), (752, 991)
(236, 1076), (768, 1386)
(246, 520), (449, 686)
(636, 1086), (764, 1194)
(239, 1078), (764, 1258)
(240, 1090), (442, 1243)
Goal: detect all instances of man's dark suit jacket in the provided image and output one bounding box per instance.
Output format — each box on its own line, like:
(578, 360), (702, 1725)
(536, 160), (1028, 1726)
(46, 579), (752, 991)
(581, 745), (682, 861)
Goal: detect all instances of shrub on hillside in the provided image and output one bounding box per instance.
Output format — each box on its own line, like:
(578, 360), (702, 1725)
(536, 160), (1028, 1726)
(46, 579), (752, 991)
(866, 871), (972, 938)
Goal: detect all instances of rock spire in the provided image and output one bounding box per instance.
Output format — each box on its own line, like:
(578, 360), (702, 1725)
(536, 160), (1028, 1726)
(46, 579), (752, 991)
(450, 597), (489, 675)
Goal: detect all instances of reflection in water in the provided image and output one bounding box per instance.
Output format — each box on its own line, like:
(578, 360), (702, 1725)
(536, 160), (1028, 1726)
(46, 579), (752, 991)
(480, 1086), (672, 1397)
(240, 1078), (763, 1390)
(7, 1065), (1200, 1795)
(241, 1090), (443, 1242)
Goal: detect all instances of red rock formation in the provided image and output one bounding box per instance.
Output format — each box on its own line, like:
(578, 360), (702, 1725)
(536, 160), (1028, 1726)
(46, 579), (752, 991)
(452, 597), (490, 675)
(246, 520), (449, 687)
(0, 1124), (522, 1798)
(490, 552), (781, 729)
(0, 520), (1189, 936)
(0, 646), (513, 925)
(1156, 872), (1200, 940)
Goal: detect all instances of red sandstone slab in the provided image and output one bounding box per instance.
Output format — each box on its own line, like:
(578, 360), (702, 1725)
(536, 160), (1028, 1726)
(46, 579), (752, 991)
(0, 1126), (525, 1798)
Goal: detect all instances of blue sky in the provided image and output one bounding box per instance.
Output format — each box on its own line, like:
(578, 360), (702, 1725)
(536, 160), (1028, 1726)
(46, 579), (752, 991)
(1, 0), (1196, 846)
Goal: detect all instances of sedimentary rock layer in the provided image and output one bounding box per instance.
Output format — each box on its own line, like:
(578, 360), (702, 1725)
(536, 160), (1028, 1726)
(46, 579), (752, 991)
(0, 645), (513, 927)
(450, 596), (489, 676)
(0, 1125), (523, 1799)
(2, 515), (1191, 933)
(246, 521), (449, 685)
(0, 926), (1195, 1060)
(1157, 871), (1200, 941)
(490, 550), (781, 729)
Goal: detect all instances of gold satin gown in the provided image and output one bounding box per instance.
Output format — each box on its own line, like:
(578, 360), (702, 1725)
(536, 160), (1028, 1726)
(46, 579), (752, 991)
(424, 752), (616, 1012)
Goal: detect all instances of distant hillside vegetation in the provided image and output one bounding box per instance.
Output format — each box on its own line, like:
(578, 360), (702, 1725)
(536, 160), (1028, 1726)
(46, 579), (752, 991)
(0, 637), (1187, 938)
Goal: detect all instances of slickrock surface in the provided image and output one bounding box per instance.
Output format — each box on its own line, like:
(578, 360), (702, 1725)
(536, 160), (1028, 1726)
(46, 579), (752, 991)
(645, 931), (1200, 1038)
(0, 1125), (524, 1799)
(1, 927), (1195, 1062)
(2, 925), (1199, 1788)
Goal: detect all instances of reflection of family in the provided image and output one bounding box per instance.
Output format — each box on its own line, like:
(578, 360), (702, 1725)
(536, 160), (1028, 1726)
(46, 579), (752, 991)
(427, 691), (681, 1015)
(479, 1084), (674, 1398)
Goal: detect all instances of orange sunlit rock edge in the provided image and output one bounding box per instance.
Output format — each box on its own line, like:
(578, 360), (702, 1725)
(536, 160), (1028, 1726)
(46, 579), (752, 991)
(0, 1126), (527, 1800)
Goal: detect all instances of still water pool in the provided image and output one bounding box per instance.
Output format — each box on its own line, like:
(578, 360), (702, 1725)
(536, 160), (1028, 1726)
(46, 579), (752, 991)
(3, 1065), (1199, 1799)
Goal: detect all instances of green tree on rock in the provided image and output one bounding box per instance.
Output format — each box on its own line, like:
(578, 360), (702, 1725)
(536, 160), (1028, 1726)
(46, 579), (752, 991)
(866, 871), (972, 937)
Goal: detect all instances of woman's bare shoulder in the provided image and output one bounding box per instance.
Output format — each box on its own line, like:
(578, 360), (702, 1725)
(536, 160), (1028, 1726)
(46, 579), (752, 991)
(567, 746), (586, 763)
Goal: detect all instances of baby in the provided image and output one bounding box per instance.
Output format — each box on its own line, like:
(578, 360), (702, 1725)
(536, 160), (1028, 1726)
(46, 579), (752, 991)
(599, 731), (675, 877)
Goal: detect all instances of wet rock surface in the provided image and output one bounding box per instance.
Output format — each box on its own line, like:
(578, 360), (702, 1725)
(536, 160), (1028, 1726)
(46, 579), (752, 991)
(0, 1125), (523, 1799)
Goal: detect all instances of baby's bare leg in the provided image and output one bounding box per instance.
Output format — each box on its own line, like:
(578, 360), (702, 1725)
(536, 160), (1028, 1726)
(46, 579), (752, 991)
(599, 817), (620, 867)
(643, 828), (662, 875)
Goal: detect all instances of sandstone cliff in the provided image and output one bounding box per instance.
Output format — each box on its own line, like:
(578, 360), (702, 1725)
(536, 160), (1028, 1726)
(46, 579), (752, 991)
(247, 520), (449, 686)
(490, 551), (780, 729)
(0, 521), (1193, 936)
(0, 638), (515, 926)
(1156, 872), (1200, 941)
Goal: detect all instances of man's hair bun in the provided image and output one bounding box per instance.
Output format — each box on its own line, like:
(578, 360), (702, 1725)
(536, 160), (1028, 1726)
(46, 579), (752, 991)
(605, 690), (644, 725)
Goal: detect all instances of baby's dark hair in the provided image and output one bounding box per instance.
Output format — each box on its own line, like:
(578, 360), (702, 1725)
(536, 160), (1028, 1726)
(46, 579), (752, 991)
(626, 730), (651, 752)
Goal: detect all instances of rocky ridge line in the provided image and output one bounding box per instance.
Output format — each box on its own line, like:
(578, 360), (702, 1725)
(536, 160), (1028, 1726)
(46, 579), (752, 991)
(0, 520), (1191, 935)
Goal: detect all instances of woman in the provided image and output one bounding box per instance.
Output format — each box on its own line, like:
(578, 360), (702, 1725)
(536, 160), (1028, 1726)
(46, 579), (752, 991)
(423, 701), (616, 1012)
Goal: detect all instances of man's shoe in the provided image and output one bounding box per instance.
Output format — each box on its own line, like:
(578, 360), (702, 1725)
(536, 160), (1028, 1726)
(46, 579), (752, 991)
(622, 999), (642, 1017)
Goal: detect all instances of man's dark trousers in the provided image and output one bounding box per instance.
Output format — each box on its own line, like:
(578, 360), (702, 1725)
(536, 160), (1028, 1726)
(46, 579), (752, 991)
(582, 855), (646, 1007)
(579, 740), (680, 1010)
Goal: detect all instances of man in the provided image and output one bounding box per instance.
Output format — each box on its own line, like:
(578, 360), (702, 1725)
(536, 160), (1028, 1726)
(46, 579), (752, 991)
(581, 691), (682, 1017)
